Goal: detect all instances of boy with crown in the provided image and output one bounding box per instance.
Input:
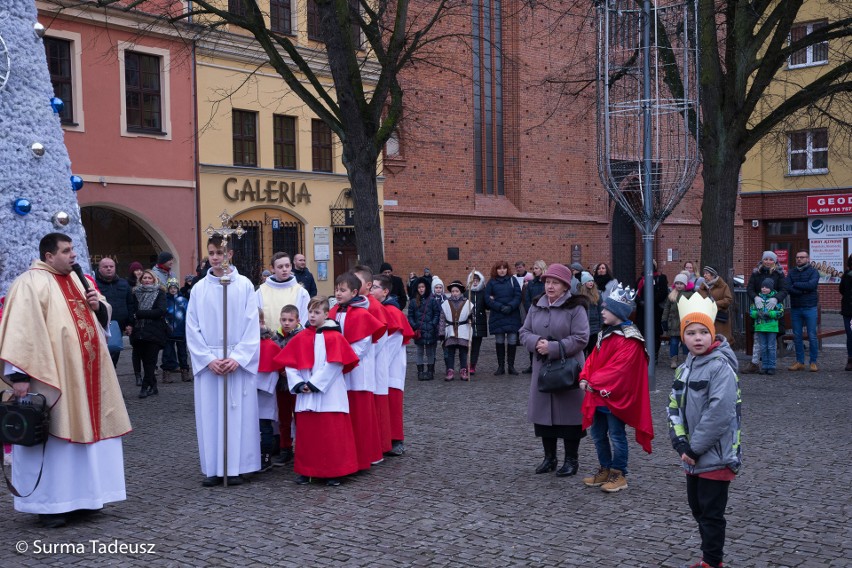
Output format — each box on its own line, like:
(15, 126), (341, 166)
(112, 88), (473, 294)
(668, 294), (741, 568)
(578, 284), (654, 493)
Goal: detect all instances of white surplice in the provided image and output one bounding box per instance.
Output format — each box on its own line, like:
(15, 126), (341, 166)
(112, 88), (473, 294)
(386, 331), (407, 391)
(286, 328), (349, 413)
(187, 266), (261, 477)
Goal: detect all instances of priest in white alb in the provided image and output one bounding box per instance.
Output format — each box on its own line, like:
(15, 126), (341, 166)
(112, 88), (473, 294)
(0, 233), (131, 529)
(187, 235), (261, 487)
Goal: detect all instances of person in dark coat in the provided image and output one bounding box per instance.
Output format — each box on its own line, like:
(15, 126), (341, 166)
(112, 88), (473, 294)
(635, 260), (669, 362)
(292, 254), (318, 298)
(839, 254), (852, 371)
(466, 270), (489, 375)
(95, 257), (134, 366)
(130, 270), (169, 399)
(521, 260), (548, 372)
(380, 262), (407, 311)
(407, 277), (440, 380)
(520, 263), (590, 477)
(485, 260), (523, 375)
(786, 250), (820, 372)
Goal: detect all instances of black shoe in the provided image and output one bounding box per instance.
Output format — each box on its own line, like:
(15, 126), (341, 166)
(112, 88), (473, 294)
(556, 458), (579, 477)
(138, 387), (148, 399)
(522, 366), (533, 374)
(273, 448), (294, 466)
(294, 475), (311, 485)
(147, 386), (158, 396)
(387, 441), (405, 456)
(225, 476), (244, 486)
(494, 367), (505, 376)
(259, 453), (273, 472)
(508, 367), (520, 376)
(766, 369), (776, 375)
(201, 476), (223, 487)
(535, 456), (558, 474)
(39, 513), (67, 528)
(325, 478), (341, 487)
(135, 373), (143, 386)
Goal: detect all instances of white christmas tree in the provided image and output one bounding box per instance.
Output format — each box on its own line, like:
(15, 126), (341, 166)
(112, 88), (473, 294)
(0, 0), (90, 296)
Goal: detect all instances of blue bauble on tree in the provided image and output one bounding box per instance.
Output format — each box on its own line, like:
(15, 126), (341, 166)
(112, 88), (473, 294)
(13, 198), (32, 215)
(50, 97), (64, 114)
(70, 175), (84, 191)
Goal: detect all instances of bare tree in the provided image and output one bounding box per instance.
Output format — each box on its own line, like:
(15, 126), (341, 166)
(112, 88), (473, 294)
(86, 0), (471, 271)
(530, 0), (852, 277)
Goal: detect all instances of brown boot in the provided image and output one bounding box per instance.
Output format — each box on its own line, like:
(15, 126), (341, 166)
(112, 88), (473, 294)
(181, 368), (192, 382)
(161, 370), (174, 384)
(583, 466), (610, 487)
(742, 362), (759, 374)
(600, 469), (628, 493)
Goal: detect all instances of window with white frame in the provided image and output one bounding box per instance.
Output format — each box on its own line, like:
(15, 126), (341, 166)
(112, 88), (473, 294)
(384, 128), (401, 159)
(789, 20), (828, 68)
(43, 30), (84, 131)
(118, 43), (172, 139)
(788, 128), (828, 175)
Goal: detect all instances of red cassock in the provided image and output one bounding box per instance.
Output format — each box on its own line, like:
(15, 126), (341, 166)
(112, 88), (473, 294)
(381, 302), (414, 441)
(274, 327), (360, 478)
(579, 332), (654, 453)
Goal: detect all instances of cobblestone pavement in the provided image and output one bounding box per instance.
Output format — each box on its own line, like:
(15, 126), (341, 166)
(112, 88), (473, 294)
(2, 335), (850, 567)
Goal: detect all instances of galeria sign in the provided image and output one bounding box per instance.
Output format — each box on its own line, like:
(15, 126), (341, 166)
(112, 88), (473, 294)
(224, 177), (312, 206)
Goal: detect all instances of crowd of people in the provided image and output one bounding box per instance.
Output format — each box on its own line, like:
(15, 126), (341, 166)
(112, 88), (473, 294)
(0, 238), (749, 567)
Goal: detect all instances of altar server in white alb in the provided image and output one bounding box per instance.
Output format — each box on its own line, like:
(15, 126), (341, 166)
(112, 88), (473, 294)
(256, 251), (310, 327)
(187, 235), (261, 487)
(0, 233), (132, 529)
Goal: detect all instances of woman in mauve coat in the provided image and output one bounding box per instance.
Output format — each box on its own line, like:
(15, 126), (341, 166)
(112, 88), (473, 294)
(520, 264), (590, 477)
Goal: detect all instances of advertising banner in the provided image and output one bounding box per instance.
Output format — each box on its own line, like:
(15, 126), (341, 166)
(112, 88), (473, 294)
(809, 239), (843, 283)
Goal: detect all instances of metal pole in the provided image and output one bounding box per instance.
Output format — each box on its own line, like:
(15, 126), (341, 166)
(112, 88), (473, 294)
(221, 270), (230, 486)
(642, 0), (656, 390)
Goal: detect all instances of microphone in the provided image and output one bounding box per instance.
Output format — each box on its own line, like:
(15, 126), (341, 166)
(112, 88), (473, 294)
(71, 263), (91, 292)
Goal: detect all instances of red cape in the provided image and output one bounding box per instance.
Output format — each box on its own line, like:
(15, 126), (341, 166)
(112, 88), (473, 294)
(329, 303), (385, 344)
(382, 303), (415, 344)
(366, 296), (389, 341)
(580, 331), (654, 453)
(258, 338), (282, 373)
(274, 326), (359, 375)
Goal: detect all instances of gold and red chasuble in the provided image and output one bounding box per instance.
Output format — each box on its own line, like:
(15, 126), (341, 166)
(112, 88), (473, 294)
(54, 272), (103, 441)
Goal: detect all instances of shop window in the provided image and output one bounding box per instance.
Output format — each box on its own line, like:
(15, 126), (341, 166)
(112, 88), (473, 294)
(270, 0), (292, 34)
(789, 20), (828, 68)
(274, 115), (297, 169)
(44, 37), (74, 124)
(788, 128), (828, 175)
(233, 109), (258, 167)
(312, 119), (333, 172)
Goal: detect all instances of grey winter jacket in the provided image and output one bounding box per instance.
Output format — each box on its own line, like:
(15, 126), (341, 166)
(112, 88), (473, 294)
(667, 337), (742, 474)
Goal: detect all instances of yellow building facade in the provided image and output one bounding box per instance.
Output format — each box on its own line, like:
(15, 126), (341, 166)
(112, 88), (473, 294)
(195, 2), (383, 294)
(740, 0), (851, 307)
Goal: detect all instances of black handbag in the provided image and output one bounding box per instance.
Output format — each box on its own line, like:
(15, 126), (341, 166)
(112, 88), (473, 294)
(537, 343), (582, 393)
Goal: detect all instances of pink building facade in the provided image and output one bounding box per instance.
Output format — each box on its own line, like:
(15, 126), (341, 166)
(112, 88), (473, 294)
(38, 2), (197, 279)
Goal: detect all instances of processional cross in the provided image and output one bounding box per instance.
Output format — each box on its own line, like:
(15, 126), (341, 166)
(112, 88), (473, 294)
(205, 211), (245, 487)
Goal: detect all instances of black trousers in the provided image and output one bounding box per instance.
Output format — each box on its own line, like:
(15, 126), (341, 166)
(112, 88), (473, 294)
(686, 475), (730, 568)
(136, 341), (162, 389)
(469, 336), (483, 367)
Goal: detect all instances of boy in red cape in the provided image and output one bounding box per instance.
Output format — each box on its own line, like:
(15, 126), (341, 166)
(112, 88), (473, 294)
(371, 274), (415, 456)
(579, 284), (654, 493)
(274, 296), (360, 486)
(329, 272), (386, 470)
(256, 312), (282, 472)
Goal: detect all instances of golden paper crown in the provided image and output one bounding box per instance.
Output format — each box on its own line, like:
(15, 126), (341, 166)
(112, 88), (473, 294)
(678, 294), (718, 337)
